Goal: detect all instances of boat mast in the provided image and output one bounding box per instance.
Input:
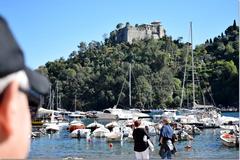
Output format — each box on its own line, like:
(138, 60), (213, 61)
(180, 39), (189, 108)
(51, 90), (55, 110)
(56, 81), (59, 109)
(190, 22), (195, 107)
(74, 95), (77, 112)
(59, 94), (61, 109)
(129, 63), (132, 108)
(48, 85), (52, 110)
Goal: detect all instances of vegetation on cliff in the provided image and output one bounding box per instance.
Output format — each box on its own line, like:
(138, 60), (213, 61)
(37, 21), (239, 111)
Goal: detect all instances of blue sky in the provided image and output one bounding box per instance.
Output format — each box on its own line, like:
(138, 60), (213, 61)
(0, 0), (238, 69)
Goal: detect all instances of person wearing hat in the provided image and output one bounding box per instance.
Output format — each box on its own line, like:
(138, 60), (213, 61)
(0, 17), (49, 159)
(133, 120), (150, 160)
(159, 117), (174, 159)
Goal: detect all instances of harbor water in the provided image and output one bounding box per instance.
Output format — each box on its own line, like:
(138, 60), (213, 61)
(29, 112), (239, 159)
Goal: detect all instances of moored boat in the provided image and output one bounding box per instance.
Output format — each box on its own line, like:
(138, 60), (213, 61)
(92, 127), (110, 138)
(105, 127), (123, 142)
(69, 120), (85, 132)
(105, 132), (123, 142)
(86, 121), (104, 132)
(70, 129), (91, 138)
(105, 121), (119, 131)
(220, 133), (239, 147)
(68, 112), (85, 119)
(45, 123), (60, 134)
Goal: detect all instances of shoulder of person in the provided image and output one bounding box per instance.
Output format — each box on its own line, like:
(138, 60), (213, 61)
(161, 125), (165, 130)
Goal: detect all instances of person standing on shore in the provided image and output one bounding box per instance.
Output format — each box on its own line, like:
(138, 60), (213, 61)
(159, 118), (174, 159)
(133, 120), (150, 160)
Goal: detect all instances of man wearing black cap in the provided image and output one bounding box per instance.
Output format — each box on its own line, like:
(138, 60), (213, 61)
(0, 17), (49, 158)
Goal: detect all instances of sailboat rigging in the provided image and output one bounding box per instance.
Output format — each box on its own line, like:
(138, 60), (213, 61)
(179, 22), (218, 109)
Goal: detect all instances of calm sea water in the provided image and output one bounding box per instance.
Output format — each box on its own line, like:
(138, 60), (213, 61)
(29, 112), (239, 160)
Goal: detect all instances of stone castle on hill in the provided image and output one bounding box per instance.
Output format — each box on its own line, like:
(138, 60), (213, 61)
(111, 21), (166, 44)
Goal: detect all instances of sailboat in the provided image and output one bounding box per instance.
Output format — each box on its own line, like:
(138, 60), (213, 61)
(178, 22), (221, 128)
(102, 63), (150, 120)
(43, 83), (69, 132)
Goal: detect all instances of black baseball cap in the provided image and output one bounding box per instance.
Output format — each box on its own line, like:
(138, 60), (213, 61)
(0, 16), (50, 106)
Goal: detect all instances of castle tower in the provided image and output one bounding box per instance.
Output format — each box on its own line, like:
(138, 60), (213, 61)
(113, 21), (165, 43)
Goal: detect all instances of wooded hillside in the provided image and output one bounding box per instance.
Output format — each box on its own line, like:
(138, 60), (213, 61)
(37, 21), (239, 111)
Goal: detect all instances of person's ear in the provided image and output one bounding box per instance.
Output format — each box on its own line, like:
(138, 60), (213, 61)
(0, 81), (19, 140)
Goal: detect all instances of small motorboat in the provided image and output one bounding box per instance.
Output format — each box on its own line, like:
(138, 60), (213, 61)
(69, 120), (85, 132)
(220, 133), (239, 147)
(105, 132), (123, 142)
(175, 130), (191, 141)
(105, 127), (123, 142)
(184, 125), (201, 135)
(70, 129), (91, 138)
(105, 121), (119, 131)
(45, 123), (60, 134)
(87, 121), (104, 132)
(92, 127), (110, 138)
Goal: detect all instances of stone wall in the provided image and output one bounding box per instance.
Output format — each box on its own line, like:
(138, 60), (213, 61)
(115, 21), (165, 43)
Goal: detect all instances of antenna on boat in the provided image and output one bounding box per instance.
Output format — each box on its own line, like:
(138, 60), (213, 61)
(190, 22), (195, 107)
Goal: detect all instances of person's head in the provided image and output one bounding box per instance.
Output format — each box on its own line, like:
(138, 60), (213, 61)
(162, 117), (171, 125)
(134, 120), (141, 128)
(173, 123), (177, 129)
(0, 17), (49, 159)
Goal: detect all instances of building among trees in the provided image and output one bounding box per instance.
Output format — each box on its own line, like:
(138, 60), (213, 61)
(110, 21), (166, 44)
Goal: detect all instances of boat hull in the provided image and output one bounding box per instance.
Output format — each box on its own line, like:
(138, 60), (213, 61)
(220, 134), (238, 147)
(70, 129), (91, 138)
(105, 132), (122, 142)
(69, 124), (85, 132)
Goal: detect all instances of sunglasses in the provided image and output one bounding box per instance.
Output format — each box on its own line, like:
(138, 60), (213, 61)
(20, 87), (41, 119)
(0, 71), (43, 119)
(0, 86), (41, 119)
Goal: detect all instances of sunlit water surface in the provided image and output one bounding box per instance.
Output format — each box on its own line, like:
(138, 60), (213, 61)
(29, 112), (239, 159)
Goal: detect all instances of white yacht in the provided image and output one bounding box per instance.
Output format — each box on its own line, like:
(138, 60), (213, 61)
(162, 109), (177, 118)
(103, 106), (150, 120)
(93, 127), (110, 138)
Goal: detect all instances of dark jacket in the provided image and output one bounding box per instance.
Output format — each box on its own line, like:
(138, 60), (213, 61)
(159, 124), (177, 154)
(133, 127), (150, 152)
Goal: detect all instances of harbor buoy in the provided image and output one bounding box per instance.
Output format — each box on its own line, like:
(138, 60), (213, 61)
(109, 143), (113, 148)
